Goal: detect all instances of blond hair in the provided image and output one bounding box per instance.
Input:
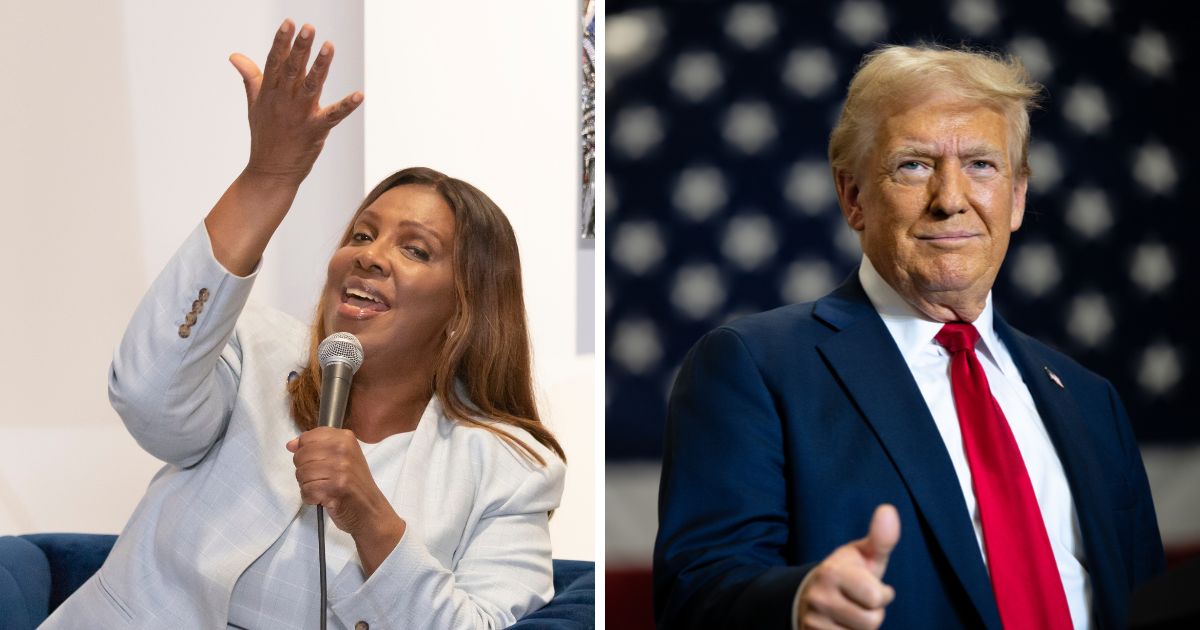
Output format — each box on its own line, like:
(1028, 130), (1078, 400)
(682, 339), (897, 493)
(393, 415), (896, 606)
(829, 44), (1043, 178)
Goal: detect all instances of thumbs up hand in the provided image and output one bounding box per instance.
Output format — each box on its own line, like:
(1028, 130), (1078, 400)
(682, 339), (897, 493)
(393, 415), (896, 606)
(795, 504), (900, 630)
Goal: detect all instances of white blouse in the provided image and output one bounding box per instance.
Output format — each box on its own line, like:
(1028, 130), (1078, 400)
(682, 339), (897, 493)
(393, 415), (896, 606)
(227, 431), (415, 630)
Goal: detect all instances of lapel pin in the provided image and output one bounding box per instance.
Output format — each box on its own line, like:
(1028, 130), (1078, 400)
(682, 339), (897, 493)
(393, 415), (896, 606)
(1043, 366), (1064, 389)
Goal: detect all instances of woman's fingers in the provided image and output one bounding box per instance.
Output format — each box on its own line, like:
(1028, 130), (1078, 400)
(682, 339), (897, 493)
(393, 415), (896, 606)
(302, 41), (334, 101)
(322, 91), (365, 128)
(239, 19), (361, 182)
(252, 19), (353, 117)
(298, 478), (335, 505)
(281, 24), (316, 89)
(262, 19), (294, 89)
(295, 462), (336, 486)
(292, 445), (342, 468)
(228, 53), (263, 105)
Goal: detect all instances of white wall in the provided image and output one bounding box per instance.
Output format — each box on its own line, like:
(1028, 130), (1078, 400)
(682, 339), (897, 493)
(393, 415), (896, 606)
(0, 0), (362, 531)
(0, 0), (593, 562)
(362, 0), (595, 561)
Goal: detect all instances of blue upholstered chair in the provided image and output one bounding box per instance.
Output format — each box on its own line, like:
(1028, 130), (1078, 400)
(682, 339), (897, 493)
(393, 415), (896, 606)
(0, 534), (594, 629)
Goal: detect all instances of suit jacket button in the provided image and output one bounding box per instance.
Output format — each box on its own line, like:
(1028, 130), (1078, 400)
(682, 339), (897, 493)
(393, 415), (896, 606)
(198, 288), (210, 302)
(184, 312), (198, 326)
(178, 324), (191, 338)
(192, 299), (203, 313)
(354, 622), (369, 630)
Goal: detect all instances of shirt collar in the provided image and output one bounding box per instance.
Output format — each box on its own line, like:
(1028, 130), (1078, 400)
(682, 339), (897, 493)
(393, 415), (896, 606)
(857, 254), (1000, 361)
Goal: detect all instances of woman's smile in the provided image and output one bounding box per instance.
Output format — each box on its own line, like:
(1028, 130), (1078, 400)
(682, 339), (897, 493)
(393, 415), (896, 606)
(338, 279), (391, 319)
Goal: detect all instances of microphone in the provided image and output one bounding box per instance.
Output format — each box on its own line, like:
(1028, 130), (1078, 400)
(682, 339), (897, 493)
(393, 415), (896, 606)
(316, 332), (364, 429)
(314, 331), (363, 630)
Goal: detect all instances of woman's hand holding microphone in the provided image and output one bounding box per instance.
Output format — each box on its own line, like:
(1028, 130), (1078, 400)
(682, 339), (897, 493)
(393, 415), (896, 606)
(287, 429), (405, 578)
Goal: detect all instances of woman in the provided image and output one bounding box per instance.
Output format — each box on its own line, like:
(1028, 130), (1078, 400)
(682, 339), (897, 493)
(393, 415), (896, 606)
(42, 20), (565, 629)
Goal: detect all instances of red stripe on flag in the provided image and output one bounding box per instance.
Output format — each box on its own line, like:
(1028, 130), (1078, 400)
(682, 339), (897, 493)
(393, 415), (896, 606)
(1166, 543), (1200, 569)
(606, 567), (656, 629)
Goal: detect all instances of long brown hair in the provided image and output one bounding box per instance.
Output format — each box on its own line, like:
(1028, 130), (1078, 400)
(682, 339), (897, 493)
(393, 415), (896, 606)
(287, 167), (565, 466)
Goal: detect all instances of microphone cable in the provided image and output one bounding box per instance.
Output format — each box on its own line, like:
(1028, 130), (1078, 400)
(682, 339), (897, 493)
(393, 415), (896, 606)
(318, 505), (329, 630)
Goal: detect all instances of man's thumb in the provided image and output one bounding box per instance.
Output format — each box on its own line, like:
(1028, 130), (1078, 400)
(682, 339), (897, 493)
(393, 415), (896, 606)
(860, 504), (900, 576)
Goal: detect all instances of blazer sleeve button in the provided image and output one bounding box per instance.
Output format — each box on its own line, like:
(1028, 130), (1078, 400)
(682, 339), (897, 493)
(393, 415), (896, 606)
(178, 324), (191, 338)
(192, 299), (203, 313)
(198, 288), (210, 302)
(354, 622), (369, 630)
(184, 312), (198, 326)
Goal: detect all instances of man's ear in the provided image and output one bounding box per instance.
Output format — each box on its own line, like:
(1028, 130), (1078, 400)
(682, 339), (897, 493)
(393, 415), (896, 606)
(835, 169), (866, 231)
(1011, 174), (1028, 232)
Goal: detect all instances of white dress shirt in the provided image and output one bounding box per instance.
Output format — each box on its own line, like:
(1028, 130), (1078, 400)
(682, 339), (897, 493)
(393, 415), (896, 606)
(857, 255), (1091, 629)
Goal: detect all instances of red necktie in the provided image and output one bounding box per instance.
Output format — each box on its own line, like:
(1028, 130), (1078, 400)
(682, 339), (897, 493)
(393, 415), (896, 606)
(935, 323), (1073, 630)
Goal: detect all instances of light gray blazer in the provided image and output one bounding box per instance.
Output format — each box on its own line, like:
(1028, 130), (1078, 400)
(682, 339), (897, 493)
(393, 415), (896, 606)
(41, 224), (565, 629)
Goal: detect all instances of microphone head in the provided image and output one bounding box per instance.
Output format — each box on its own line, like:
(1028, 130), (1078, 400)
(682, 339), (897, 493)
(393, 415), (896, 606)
(318, 332), (364, 374)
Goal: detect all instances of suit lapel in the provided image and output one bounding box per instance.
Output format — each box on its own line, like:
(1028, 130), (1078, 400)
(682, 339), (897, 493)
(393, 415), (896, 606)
(993, 317), (1128, 629)
(813, 276), (1003, 629)
(394, 395), (440, 521)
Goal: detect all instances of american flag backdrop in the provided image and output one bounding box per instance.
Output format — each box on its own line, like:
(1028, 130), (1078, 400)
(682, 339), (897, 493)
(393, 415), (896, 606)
(604, 0), (1198, 626)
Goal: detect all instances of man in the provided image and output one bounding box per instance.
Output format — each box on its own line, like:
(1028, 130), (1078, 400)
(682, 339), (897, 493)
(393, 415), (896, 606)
(654, 45), (1165, 629)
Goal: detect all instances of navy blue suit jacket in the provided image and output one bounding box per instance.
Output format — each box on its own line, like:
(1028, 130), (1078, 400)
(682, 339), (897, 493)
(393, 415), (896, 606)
(654, 274), (1165, 629)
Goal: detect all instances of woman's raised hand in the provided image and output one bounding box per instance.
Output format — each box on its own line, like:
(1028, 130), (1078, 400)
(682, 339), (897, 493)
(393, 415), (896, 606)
(229, 19), (362, 187)
(203, 19), (363, 277)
